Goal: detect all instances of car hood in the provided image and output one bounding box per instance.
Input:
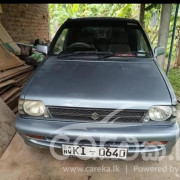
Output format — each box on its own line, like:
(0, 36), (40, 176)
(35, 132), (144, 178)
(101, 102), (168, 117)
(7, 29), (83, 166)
(24, 57), (171, 109)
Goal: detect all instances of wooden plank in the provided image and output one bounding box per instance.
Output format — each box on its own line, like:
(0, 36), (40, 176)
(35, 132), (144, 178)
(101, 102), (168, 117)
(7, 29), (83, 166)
(0, 85), (12, 95)
(13, 71), (31, 80)
(15, 72), (32, 86)
(0, 98), (16, 157)
(20, 81), (27, 87)
(0, 65), (29, 79)
(17, 78), (29, 86)
(8, 97), (19, 111)
(0, 65), (33, 82)
(0, 23), (21, 54)
(14, 71), (32, 83)
(0, 69), (31, 82)
(0, 43), (24, 71)
(7, 95), (19, 110)
(1, 87), (21, 102)
(0, 79), (15, 88)
(6, 91), (20, 106)
(1, 68), (33, 83)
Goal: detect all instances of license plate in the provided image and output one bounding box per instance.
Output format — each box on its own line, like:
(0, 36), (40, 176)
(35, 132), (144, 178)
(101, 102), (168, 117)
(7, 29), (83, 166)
(62, 145), (127, 159)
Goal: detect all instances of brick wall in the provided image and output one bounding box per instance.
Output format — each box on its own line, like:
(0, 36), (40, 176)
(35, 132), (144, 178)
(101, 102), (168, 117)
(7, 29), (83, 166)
(0, 4), (49, 43)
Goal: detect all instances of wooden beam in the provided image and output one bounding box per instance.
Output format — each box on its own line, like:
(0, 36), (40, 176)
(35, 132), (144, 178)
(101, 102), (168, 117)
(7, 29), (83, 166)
(0, 80), (15, 88)
(139, 4), (145, 28)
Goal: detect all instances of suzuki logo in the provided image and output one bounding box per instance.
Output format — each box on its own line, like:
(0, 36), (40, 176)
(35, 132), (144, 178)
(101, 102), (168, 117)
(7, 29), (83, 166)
(91, 112), (100, 120)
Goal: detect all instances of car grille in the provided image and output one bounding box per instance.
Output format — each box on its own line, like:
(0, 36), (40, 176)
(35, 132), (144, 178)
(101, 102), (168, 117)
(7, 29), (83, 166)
(48, 106), (146, 123)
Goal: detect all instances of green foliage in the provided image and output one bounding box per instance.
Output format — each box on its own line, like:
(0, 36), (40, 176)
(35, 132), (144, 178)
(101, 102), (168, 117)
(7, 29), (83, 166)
(116, 4), (133, 17)
(144, 4), (161, 48)
(31, 52), (44, 62)
(48, 4), (139, 37)
(165, 4), (180, 61)
(168, 68), (180, 97)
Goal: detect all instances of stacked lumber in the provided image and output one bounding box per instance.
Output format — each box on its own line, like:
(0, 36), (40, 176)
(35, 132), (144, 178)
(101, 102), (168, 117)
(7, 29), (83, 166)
(0, 65), (33, 113)
(0, 25), (35, 114)
(0, 39), (34, 113)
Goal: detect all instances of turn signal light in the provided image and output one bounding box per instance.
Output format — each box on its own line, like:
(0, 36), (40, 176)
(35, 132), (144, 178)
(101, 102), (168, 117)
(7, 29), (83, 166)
(26, 134), (45, 140)
(146, 141), (167, 145)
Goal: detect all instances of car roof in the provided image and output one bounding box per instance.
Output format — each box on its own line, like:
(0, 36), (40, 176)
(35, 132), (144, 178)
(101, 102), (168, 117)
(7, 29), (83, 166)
(63, 17), (140, 27)
(66, 17), (138, 22)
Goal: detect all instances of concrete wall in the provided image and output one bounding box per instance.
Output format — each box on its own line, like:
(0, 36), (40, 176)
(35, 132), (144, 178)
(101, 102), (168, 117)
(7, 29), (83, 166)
(0, 4), (49, 43)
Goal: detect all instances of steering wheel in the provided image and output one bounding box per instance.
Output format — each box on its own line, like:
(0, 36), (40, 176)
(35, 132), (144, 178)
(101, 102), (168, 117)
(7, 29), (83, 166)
(68, 42), (92, 48)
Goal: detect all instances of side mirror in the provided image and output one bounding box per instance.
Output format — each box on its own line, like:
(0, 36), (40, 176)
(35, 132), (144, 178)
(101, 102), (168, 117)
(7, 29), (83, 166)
(154, 46), (165, 57)
(36, 44), (48, 55)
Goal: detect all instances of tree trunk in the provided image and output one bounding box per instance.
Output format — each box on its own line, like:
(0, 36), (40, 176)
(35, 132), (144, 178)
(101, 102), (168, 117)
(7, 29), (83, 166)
(177, 38), (180, 66)
(157, 4), (172, 69)
(139, 4), (145, 28)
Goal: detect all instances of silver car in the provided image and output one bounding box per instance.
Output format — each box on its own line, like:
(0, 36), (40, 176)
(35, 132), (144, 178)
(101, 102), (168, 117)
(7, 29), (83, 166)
(15, 17), (179, 160)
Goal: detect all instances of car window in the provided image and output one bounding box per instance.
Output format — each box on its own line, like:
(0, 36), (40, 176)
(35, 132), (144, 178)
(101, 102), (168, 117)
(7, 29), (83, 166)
(52, 24), (152, 57)
(53, 29), (68, 54)
(136, 29), (150, 54)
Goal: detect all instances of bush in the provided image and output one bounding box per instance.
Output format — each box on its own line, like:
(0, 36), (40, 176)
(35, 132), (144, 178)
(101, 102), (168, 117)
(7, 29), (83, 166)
(168, 68), (180, 97)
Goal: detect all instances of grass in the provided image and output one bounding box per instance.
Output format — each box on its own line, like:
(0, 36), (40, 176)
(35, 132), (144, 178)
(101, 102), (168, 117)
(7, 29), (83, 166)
(168, 68), (180, 97)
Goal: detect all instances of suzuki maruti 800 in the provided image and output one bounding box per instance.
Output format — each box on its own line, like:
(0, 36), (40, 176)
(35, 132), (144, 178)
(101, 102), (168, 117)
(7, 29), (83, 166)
(15, 17), (179, 159)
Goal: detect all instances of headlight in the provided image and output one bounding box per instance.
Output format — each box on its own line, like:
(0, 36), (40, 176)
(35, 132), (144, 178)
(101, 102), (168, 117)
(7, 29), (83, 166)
(18, 99), (49, 117)
(148, 106), (175, 121)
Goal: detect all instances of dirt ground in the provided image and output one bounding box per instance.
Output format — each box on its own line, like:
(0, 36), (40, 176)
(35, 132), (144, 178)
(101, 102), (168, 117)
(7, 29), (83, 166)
(0, 106), (180, 180)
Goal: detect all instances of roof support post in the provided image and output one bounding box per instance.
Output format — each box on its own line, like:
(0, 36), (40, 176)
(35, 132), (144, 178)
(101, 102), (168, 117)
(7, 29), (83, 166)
(157, 4), (172, 69)
(139, 4), (145, 28)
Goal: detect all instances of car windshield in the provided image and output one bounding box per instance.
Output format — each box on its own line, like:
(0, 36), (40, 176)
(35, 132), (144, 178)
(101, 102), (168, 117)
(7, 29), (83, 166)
(51, 22), (153, 58)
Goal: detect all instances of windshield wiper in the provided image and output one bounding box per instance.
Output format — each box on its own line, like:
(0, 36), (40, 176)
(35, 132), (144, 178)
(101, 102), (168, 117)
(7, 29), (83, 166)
(58, 51), (113, 59)
(98, 54), (115, 60)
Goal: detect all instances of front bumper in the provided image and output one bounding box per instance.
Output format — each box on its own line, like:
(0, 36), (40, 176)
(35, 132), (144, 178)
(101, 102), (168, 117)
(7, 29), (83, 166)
(15, 116), (180, 155)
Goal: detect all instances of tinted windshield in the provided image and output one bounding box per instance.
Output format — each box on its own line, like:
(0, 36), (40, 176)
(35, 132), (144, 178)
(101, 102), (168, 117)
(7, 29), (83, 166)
(51, 22), (152, 57)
